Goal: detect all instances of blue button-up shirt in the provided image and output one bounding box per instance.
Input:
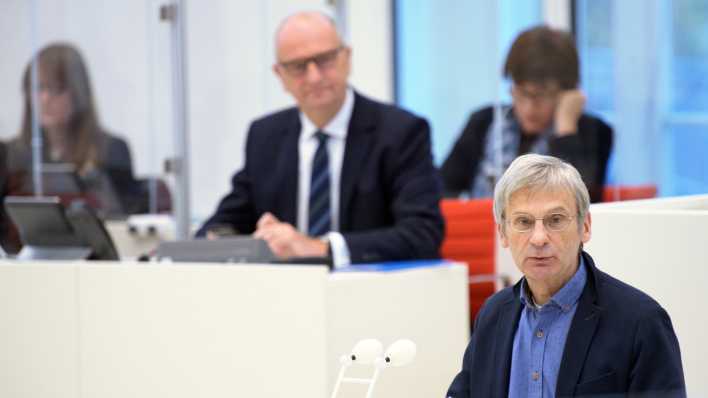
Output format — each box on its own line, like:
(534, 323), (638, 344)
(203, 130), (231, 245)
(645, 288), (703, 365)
(508, 257), (587, 398)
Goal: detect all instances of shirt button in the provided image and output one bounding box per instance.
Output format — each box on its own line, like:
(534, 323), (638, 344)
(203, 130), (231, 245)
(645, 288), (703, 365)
(536, 330), (544, 338)
(532, 371), (540, 381)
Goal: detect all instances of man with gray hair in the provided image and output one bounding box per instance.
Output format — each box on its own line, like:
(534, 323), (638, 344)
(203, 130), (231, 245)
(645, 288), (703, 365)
(447, 154), (685, 397)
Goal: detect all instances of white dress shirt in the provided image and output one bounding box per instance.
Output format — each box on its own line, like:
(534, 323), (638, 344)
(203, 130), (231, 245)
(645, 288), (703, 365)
(297, 88), (354, 268)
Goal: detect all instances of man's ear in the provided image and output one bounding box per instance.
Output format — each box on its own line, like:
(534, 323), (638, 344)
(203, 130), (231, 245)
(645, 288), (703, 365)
(341, 46), (352, 76)
(272, 64), (288, 90)
(497, 223), (509, 248)
(581, 212), (592, 244)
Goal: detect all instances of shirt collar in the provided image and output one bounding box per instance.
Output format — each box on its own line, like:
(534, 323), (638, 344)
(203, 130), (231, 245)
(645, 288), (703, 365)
(519, 254), (587, 312)
(299, 87), (354, 141)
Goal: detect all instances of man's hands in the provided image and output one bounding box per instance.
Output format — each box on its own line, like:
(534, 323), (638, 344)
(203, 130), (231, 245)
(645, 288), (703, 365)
(554, 89), (586, 136)
(253, 212), (328, 259)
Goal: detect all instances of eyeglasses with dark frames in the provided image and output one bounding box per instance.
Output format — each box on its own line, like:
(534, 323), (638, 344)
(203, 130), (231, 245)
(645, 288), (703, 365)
(278, 46), (344, 77)
(506, 212), (574, 233)
(510, 85), (559, 106)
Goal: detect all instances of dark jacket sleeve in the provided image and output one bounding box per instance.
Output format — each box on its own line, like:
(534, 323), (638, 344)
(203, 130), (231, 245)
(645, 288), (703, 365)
(549, 115), (613, 203)
(446, 306), (481, 398)
(195, 125), (258, 237)
(445, 289), (512, 398)
(628, 306), (686, 396)
(440, 107), (494, 197)
(446, 338), (474, 398)
(103, 135), (133, 172)
(342, 116), (445, 263)
(101, 135), (144, 214)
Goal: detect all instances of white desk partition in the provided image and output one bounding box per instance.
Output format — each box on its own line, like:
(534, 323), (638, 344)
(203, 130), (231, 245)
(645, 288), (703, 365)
(0, 265), (80, 397)
(585, 194), (708, 396)
(327, 264), (469, 398)
(0, 261), (468, 398)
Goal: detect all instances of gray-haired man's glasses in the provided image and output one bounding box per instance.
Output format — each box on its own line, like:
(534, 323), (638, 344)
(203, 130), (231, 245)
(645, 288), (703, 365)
(278, 46), (344, 77)
(507, 213), (574, 233)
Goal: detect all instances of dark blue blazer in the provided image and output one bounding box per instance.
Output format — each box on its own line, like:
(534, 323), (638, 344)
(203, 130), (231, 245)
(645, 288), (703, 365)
(197, 92), (444, 263)
(447, 251), (686, 397)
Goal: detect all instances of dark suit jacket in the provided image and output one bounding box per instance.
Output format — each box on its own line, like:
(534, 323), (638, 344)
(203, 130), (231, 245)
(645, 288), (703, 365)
(197, 92), (445, 263)
(441, 106), (613, 202)
(447, 251), (686, 398)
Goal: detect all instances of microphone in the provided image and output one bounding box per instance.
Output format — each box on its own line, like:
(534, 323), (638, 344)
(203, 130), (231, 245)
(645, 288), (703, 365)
(381, 339), (416, 367)
(348, 339), (383, 365)
(330, 338), (417, 398)
(127, 214), (175, 239)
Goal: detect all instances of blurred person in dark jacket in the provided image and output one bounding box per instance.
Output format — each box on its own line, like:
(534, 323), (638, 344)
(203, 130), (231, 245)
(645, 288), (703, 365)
(441, 25), (613, 203)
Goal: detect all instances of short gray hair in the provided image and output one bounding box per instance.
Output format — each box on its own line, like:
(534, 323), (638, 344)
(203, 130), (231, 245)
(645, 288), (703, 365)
(493, 154), (590, 227)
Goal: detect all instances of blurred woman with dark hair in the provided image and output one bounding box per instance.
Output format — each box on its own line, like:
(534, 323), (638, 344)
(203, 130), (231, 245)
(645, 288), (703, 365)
(441, 25), (613, 203)
(5, 42), (142, 217)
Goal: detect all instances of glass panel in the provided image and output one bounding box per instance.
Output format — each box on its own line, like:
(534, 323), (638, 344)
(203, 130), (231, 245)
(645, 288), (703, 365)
(396, 0), (543, 165)
(576, 0), (708, 199)
(576, 0), (614, 112)
(671, 0), (708, 112)
(665, 0), (708, 195)
(0, 0), (176, 254)
(396, 1), (629, 204)
(0, 0), (337, 255)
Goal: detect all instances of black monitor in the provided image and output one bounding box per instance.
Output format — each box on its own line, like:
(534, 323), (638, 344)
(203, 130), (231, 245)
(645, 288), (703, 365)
(155, 237), (330, 267)
(4, 196), (118, 261)
(155, 237), (277, 263)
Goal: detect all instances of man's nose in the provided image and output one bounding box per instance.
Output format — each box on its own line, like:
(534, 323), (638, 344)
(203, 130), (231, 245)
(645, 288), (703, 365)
(528, 219), (549, 246)
(304, 61), (323, 82)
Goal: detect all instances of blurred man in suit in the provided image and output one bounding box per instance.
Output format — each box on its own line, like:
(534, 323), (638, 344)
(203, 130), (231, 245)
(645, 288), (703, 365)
(447, 154), (684, 397)
(197, 11), (443, 267)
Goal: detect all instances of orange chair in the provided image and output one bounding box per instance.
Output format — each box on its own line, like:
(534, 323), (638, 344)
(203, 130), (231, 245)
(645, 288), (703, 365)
(603, 184), (657, 202)
(440, 198), (499, 323)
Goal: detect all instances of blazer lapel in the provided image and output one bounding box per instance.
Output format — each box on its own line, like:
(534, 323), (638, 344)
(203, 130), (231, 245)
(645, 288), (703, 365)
(555, 255), (603, 396)
(492, 294), (523, 397)
(339, 92), (375, 230)
(276, 114), (301, 226)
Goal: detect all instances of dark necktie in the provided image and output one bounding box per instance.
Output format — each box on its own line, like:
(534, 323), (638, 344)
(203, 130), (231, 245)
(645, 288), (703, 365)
(308, 131), (331, 236)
